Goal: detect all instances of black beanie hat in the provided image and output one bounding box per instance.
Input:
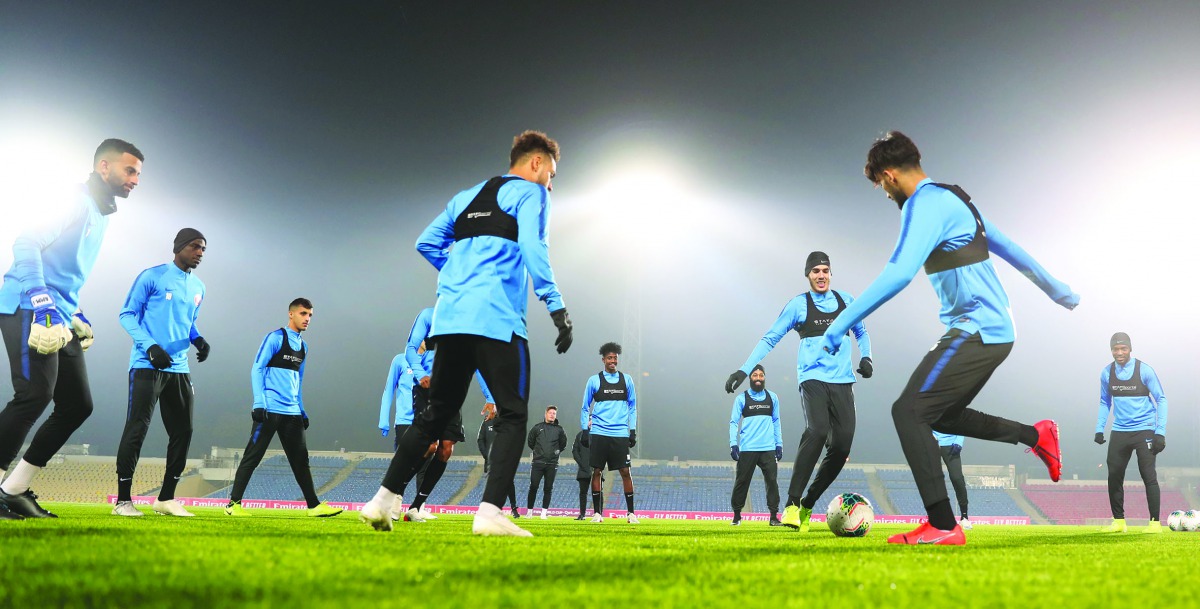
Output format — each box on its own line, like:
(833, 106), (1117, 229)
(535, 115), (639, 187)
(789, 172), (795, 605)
(806, 251), (830, 275)
(173, 228), (206, 253)
(1110, 332), (1131, 350)
(752, 364), (765, 375)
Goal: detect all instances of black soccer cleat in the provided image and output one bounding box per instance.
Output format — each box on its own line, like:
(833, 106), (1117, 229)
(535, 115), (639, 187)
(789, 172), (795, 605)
(0, 501), (25, 520)
(769, 516), (784, 526)
(0, 489), (57, 518)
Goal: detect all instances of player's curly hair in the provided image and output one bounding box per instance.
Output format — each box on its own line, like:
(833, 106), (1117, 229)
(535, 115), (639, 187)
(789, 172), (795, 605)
(599, 342), (622, 356)
(864, 130), (921, 184)
(509, 130), (560, 167)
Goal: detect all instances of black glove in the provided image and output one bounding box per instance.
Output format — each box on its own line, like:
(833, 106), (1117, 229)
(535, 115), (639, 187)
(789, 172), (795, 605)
(948, 444), (962, 457)
(1094, 432), (1106, 445)
(857, 357), (873, 378)
(192, 337), (210, 363)
(724, 370), (747, 394)
(580, 429), (590, 448)
(628, 429), (637, 448)
(147, 344), (172, 370)
(774, 446), (783, 462)
(550, 308), (573, 354)
(1152, 434), (1165, 454)
(252, 408), (267, 423)
(730, 446), (740, 461)
(303, 414), (310, 430)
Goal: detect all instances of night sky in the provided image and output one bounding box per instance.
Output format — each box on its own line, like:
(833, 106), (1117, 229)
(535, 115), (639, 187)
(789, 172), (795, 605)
(2, 1), (1197, 479)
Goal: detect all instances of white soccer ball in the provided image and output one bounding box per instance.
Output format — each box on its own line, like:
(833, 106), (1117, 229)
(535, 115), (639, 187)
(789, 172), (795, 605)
(1167, 510), (1185, 532)
(826, 492), (874, 537)
(1183, 510), (1200, 532)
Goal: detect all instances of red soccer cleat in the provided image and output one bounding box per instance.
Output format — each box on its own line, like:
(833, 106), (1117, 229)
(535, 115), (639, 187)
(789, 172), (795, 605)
(1028, 419), (1062, 482)
(887, 521), (966, 545)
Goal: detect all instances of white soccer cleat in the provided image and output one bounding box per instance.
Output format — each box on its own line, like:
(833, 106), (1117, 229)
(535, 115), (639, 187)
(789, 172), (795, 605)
(590, 514), (604, 524)
(388, 495), (404, 522)
(418, 506), (438, 520)
(359, 499), (393, 532)
(404, 507), (427, 523)
(112, 501), (144, 517)
(539, 508), (548, 520)
(472, 510), (533, 537)
(960, 518), (974, 530)
(151, 499), (195, 517)
(627, 513), (639, 524)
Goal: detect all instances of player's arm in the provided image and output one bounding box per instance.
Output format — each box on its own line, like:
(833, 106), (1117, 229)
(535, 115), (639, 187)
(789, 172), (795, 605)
(842, 293), (873, 359)
(188, 286), (204, 342)
(9, 203), (77, 295)
(1143, 364), (1168, 435)
(405, 311), (432, 378)
(415, 202), (457, 270)
(1096, 368), (1113, 435)
(738, 298), (803, 374)
(557, 426), (568, 452)
(380, 355), (402, 431)
(516, 185), (565, 313)
(297, 344), (307, 416)
(476, 421), (488, 453)
(772, 393), (783, 449)
(729, 395), (743, 447)
(250, 333), (281, 411)
(118, 269), (158, 355)
(581, 377), (597, 431)
(983, 218), (1077, 307)
(626, 374), (637, 432)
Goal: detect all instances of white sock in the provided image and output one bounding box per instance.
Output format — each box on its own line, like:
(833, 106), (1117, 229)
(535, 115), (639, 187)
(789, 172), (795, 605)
(1, 460), (41, 495)
(370, 486), (396, 507)
(476, 502), (501, 518)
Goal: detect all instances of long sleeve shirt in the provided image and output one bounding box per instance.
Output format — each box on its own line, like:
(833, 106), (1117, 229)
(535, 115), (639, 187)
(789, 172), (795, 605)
(404, 307), (436, 379)
(1097, 358), (1168, 435)
(0, 175), (115, 320)
(251, 328), (306, 415)
(740, 289), (872, 384)
(729, 388), (782, 452)
(933, 432), (965, 447)
(825, 179), (1075, 345)
(118, 263), (204, 373)
(416, 176), (565, 341)
(379, 354), (415, 428)
(581, 371), (637, 438)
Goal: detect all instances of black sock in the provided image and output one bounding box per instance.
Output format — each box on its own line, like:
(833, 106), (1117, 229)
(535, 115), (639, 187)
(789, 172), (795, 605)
(418, 458), (448, 497)
(799, 496), (815, 510)
(1019, 425), (1039, 447)
(624, 492), (635, 513)
(592, 491), (603, 515)
(961, 508), (969, 520)
(928, 499), (957, 531)
(733, 510), (741, 521)
(787, 495), (803, 508)
(158, 476), (179, 502)
(306, 499), (320, 509)
(411, 492), (429, 511)
(117, 478), (133, 503)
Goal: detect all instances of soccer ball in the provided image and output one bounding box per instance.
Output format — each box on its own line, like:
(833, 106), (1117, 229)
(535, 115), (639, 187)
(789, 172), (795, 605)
(826, 492), (874, 537)
(1167, 510), (1185, 532)
(1183, 510), (1200, 532)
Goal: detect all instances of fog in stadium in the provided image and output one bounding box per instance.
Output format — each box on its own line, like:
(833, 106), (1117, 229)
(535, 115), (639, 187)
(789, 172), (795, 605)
(1, 1), (1196, 481)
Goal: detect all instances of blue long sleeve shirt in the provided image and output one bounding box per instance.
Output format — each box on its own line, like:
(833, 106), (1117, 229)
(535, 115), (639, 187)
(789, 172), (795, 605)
(0, 177), (113, 320)
(405, 307), (436, 379)
(251, 328), (306, 415)
(1097, 359), (1168, 435)
(933, 431), (965, 447)
(581, 371), (637, 438)
(118, 263), (205, 373)
(416, 176), (565, 342)
(825, 179), (1075, 345)
(740, 289), (872, 384)
(379, 354), (415, 428)
(729, 388), (782, 452)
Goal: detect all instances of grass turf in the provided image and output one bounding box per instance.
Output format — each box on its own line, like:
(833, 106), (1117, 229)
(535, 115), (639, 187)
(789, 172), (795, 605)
(0, 504), (1194, 608)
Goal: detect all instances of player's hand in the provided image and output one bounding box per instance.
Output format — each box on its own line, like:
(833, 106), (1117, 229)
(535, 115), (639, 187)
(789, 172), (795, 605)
(775, 446), (783, 461)
(251, 408), (267, 423)
(147, 344), (172, 370)
(724, 370), (747, 393)
(550, 308), (573, 354)
(71, 310), (94, 351)
(949, 444), (963, 457)
(1152, 434), (1165, 454)
(481, 402), (497, 421)
(303, 414), (310, 430)
(26, 288), (72, 355)
(730, 446), (740, 461)
(1055, 292), (1080, 310)
(1094, 432), (1105, 445)
(857, 357), (873, 379)
(192, 337), (211, 362)
(628, 429), (637, 448)
(821, 332), (844, 356)
(580, 429), (590, 448)
(419, 375), (431, 389)
(380, 427), (389, 438)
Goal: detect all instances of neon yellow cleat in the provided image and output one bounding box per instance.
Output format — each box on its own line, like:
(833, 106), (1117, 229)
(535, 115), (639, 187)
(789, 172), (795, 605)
(781, 504), (810, 531)
(307, 502), (344, 518)
(1144, 520), (1163, 534)
(1099, 518), (1127, 533)
(224, 501), (251, 517)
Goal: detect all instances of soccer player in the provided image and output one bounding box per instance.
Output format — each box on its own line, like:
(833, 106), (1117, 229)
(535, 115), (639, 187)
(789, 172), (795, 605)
(358, 130), (573, 537)
(819, 131), (1078, 545)
(725, 251), (872, 533)
(581, 342), (638, 524)
(571, 428), (591, 520)
(223, 298), (342, 518)
(527, 405), (568, 519)
(0, 139), (144, 520)
(728, 364), (783, 526)
(1095, 332), (1168, 534)
(476, 403), (520, 517)
(111, 229), (210, 517)
(933, 431), (971, 529)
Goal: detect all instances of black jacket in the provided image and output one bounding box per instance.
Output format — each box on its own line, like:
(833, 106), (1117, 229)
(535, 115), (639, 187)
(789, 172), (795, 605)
(527, 420), (568, 465)
(572, 429), (591, 480)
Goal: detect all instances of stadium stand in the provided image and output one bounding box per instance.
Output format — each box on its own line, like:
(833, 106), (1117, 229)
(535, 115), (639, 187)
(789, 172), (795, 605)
(35, 458), (168, 503)
(1022, 483), (1189, 524)
(207, 454), (347, 501)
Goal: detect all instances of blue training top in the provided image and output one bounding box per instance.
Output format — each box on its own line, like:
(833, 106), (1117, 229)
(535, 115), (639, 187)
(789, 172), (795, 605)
(252, 327), (307, 415)
(729, 388), (782, 452)
(1097, 358), (1167, 435)
(740, 289), (871, 384)
(581, 371), (637, 438)
(119, 263), (205, 373)
(933, 431), (965, 447)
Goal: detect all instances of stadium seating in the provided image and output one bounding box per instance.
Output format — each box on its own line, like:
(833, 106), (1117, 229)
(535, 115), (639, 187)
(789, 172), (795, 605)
(1022, 484), (1189, 524)
(207, 454), (347, 501)
(34, 459), (168, 503)
(879, 469), (1026, 517)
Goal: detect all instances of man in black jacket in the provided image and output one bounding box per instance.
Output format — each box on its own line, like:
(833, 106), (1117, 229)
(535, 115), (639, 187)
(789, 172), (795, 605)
(527, 405), (568, 519)
(572, 428), (591, 520)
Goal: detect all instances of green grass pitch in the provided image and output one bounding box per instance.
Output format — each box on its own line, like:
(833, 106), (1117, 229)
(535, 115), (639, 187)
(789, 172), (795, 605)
(0, 504), (1194, 608)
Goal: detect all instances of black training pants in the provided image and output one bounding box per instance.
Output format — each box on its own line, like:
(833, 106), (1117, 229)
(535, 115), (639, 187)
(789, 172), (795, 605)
(1107, 430), (1160, 520)
(789, 380), (855, 508)
(732, 450), (779, 514)
(230, 413), (319, 507)
(116, 369), (194, 500)
(528, 462), (557, 509)
(939, 445), (969, 517)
